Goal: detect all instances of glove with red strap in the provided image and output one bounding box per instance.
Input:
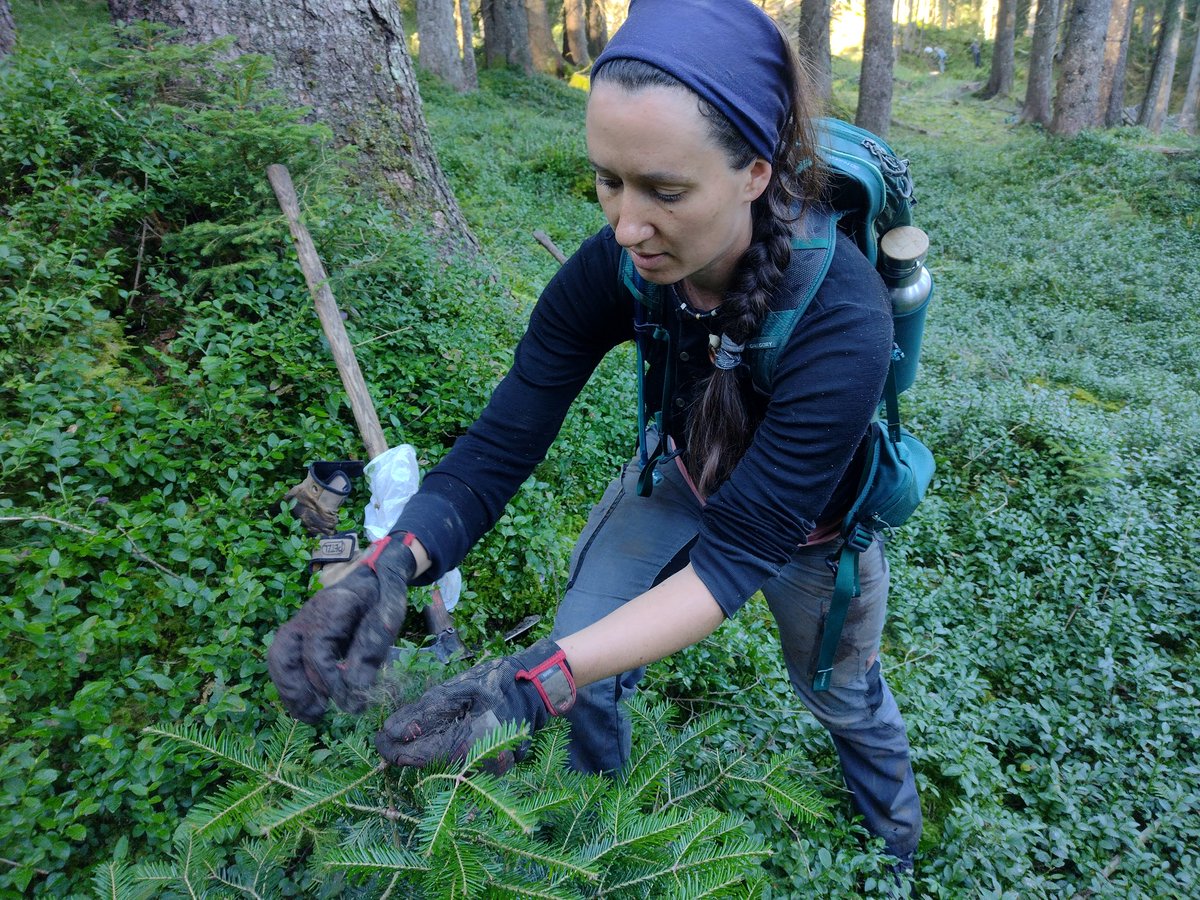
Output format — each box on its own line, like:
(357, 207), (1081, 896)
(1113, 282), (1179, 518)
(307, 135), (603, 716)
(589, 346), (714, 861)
(268, 532), (417, 724)
(375, 638), (575, 773)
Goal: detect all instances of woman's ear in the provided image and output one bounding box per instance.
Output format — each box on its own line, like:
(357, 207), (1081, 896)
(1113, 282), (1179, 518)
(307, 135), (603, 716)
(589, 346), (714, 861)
(746, 158), (772, 202)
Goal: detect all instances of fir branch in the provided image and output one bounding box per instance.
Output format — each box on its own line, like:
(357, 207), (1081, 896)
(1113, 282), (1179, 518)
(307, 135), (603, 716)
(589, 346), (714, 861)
(184, 779), (271, 840)
(668, 809), (725, 863)
(257, 762), (388, 835)
(623, 747), (672, 806)
(560, 777), (606, 849)
(321, 844), (429, 876)
(465, 827), (599, 881)
(726, 762), (827, 826)
(207, 866), (267, 900)
(457, 772), (537, 835)
(91, 860), (135, 900)
(143, 724), (262, 778)
(486, 878), (588, 899)
(588, 807), (691, 864)
(601, 838), (769, 898)
(416, 783), (459, 856)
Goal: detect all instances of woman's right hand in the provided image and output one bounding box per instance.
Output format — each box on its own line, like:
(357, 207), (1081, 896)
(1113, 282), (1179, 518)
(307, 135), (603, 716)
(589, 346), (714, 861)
(267, 534), (416, 723)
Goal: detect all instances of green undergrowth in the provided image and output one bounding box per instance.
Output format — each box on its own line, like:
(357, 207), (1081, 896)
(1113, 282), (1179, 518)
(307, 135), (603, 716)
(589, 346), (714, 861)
(3, 8), (1200, 899)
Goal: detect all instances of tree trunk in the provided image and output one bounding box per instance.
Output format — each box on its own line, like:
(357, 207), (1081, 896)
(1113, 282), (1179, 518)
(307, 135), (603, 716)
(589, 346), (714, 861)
(1021, 0), (1063, 123)
(586, 0), (608, 58)
(1179, 10), (1200, 132)
(107, 0), (477, 247)
(1102, 0), (1137, 124)
(855, 0), (895, 137)
(457, 0), (478, 90)
(417, 0), (467, 89)
(0, 0), (15, 56)
(525, 0), (563, 75)
(482, 0), (532, 71)
(563, 0), (590, 67)
(1139, 0), (1184, 131)
(1096, 0), (1134, 119)
(1050, 0), (1114, 135)
(798, 0), (833, 106)
(980, 0), (1018, 97)
(1139, 0), (1159, 48)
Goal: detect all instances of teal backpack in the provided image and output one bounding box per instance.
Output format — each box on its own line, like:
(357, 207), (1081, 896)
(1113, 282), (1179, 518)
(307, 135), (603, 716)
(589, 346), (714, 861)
(621, 118), (936, 692)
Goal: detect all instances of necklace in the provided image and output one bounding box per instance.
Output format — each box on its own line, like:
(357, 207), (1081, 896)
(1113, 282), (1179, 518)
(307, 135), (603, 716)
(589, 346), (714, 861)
(673, 283), (722, 321)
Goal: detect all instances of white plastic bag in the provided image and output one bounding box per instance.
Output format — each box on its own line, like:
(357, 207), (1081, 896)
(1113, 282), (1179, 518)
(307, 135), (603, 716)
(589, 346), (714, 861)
(363, 445), (420, 541)
(362, 444), (462, 612)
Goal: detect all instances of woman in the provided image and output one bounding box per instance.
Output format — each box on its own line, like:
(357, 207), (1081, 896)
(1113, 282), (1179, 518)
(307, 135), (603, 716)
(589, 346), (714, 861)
(268, 0), (921, 871)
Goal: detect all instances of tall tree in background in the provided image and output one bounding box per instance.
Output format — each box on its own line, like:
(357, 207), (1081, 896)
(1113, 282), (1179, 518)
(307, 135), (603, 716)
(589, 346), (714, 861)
(798, 0), (834, 106)
(483, 0), (532, 72)
(856, 0), (894, 136)
(586, 0), (608, 58)
(106, 0), (476, 246)
(980, 0), (1018, 97)
(1179, 14), (1200, 132)
(526, 0), (564, 75)
(1139, 0), (1185, 131)
(457, 0), (479, 90)
(563, 0), (590, 67)
(417, 0), (469, 90)
(1101, 0), (1137, 125)
(1050, 0), (1113, 134)
(0, 0), (14, 56)
(1020, 0), (1064, 123)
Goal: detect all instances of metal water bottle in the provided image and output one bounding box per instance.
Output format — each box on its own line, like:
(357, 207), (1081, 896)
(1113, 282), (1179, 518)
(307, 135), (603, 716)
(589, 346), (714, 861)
(879, 226), (934, 394)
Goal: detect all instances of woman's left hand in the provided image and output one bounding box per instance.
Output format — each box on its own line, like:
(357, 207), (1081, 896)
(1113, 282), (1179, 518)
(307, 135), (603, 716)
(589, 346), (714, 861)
(376, 638), (576, 772)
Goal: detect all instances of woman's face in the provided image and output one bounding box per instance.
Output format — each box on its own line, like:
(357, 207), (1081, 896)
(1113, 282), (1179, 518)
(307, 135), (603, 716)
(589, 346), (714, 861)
(586, 81), (771, 304)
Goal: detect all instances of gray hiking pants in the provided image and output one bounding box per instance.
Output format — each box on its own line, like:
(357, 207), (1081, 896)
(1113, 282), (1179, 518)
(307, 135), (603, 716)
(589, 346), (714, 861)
(550, 454), (922, 862)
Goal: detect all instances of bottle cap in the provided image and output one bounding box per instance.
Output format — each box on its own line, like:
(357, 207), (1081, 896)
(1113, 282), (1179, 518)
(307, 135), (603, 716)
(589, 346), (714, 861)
(879, 226), (930, 283)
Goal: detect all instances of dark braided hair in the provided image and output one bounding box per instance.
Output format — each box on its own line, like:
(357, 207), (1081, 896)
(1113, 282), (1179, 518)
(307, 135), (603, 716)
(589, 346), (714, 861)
(593, 30), (824, 496)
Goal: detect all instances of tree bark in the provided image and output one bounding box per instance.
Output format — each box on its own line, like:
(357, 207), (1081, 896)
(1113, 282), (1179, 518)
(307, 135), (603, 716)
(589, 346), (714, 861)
(525, 0), (563, 75)
(457, 0), (478, 90)
(1021, 0), (1063, 123)
(417, 0), (467, 89)
(482, 0), (532, 71)
(798, 0), (833, 106)
(980, 0), (1018, 97)
(1050, 0), (1114, 135)
(1096, 0), (1133, 119)
(1139, 0), (1160, 48)
(1101, 0), (1137, 124)
(585, 0), (608, 58)
(0, 0), (15, 57)
(1179, 10), (1200, 132)
(855, 0), (895, 137)
(106, 0), (477, 247)
(563, 0), (590, 67)
(1138, 0), (1184, 131)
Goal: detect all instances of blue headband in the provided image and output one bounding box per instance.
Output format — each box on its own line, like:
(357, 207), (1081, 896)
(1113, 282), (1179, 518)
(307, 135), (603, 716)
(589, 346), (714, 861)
(592, 0), (791, 161)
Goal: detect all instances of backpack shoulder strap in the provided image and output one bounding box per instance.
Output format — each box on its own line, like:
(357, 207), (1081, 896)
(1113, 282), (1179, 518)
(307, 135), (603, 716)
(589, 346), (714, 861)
(619, 248), (661, 314)
(745, 206), (840, 394)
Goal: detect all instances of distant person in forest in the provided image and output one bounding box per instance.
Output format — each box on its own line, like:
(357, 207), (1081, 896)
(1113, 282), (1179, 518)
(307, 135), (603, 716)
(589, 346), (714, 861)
(269, 0), (923, 878)
(970, 39), (981, 68)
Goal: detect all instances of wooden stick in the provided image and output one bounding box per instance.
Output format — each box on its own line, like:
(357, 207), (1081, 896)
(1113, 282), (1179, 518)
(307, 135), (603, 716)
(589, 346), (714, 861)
(268, 164), (465, 659)
(532, 229), (568, 265)
(268, 164), (389, 461)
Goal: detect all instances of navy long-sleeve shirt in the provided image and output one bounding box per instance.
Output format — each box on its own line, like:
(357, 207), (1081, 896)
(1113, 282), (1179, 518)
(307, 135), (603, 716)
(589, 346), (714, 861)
(395, 225), (893, 617)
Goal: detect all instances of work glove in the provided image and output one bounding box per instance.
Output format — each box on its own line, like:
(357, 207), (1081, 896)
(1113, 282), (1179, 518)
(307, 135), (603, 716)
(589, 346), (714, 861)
(268, 532), (416, 724)
(375, 638), (575, 773)
(283, 460), (364, 536)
